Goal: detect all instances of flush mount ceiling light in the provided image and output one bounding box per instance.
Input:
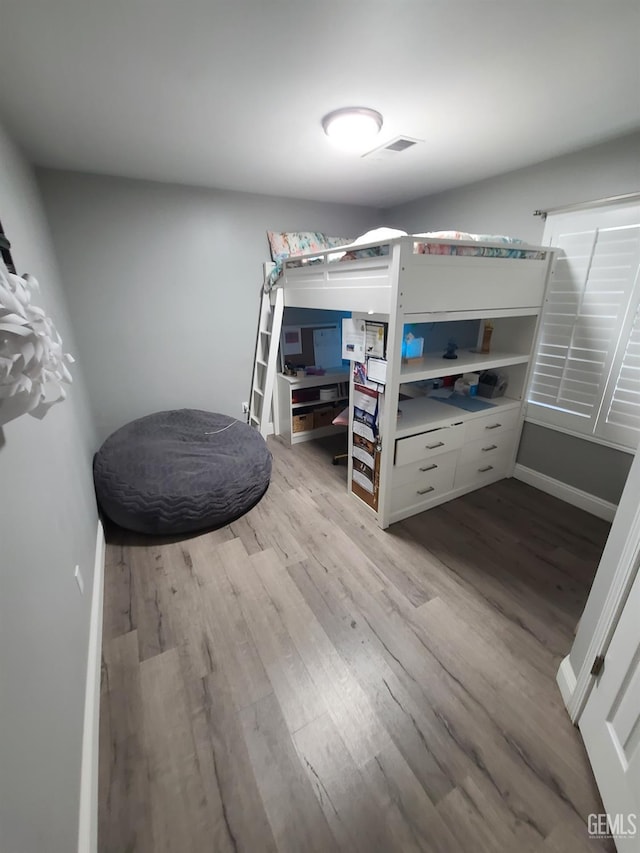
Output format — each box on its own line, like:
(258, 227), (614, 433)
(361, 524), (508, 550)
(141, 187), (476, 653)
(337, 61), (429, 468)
(322, 107), (383, 150)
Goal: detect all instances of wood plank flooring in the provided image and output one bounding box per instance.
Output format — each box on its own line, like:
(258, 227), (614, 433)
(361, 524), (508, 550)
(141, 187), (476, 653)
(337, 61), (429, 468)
(99, 435), (614, 853)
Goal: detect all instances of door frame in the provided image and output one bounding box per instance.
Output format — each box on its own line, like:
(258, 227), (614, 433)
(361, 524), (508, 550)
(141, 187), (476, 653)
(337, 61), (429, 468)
(559, 443), (640, 723)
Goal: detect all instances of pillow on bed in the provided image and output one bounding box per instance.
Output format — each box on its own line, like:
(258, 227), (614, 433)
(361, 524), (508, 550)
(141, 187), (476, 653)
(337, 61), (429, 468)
(267, 231), (352, 263)
(339, 227), (408, 260)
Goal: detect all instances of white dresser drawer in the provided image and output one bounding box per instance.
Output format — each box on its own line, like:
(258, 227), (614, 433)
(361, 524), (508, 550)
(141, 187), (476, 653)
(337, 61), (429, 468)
(454, 457), (509, 490)
(395, 423), (465, 467)
(465, 407), (520, 442)
(392, 449), (458, 488)
(391, 464), (455, 513)
(459, 429), (517, 467)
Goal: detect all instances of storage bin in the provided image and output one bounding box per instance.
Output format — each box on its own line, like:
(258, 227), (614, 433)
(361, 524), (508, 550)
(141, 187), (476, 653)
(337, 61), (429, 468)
(313, 407), (336, 429)
(478, 381), (507, 398)
(477, 370), (508, 398)
(292, 413), (314, 433)
(319, 386), (338, 402)
(291, 388), (316, 404)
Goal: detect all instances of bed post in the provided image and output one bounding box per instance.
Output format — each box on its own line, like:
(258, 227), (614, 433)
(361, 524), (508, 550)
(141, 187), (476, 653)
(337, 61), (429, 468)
(375, 239), (407, 529)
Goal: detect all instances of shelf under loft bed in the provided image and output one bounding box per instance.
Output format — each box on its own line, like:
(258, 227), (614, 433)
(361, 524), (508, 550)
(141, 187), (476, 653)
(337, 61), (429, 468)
(292, 395), (348, 411)
(276, 369), (350, 446)
(400, 349), (530, 383)
(278, 369), (349, 388)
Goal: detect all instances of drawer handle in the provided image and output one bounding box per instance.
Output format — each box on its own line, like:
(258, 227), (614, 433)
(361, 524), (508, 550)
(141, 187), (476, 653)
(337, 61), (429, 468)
(478, 465), (494, 473)
(425, 441), (445, 449)
(485, 423), (502, 430)
(481, 444), (498, 452)
(417, 486), (435, 495)
(419, 464), (438, 472)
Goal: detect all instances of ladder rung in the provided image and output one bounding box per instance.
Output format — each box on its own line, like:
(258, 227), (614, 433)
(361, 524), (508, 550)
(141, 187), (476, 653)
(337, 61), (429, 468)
(260, 329), (271, 336)
(254, 388), (264, 397)
(250, 414), (260, 424)
(257, 359), (267, 367)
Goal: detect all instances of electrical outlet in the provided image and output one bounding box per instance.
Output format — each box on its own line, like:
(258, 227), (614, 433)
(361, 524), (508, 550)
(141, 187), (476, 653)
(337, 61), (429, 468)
(74, 564), (84, 595)
(241, 401), (249, 414)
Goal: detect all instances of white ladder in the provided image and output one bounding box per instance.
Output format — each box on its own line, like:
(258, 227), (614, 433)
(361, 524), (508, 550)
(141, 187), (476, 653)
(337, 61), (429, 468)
(249, 285), (284, 438)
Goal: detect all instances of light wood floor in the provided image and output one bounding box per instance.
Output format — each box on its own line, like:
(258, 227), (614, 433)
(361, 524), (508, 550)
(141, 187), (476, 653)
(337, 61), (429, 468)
(99, 435), (614, 853)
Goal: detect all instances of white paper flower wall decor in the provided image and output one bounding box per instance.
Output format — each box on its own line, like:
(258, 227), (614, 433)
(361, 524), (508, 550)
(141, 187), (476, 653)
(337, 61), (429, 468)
(0, 266), (74, 427)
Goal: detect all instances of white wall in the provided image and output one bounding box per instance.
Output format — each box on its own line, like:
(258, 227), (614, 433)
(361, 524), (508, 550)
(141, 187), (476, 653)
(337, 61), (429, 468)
(387, 130), (640, 242)
(388, 130), (640, 504)
(38, 170), (380, 443)
(0, 124), (98, 852)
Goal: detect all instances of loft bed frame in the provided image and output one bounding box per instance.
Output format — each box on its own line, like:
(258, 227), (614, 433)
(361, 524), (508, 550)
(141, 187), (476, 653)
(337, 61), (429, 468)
(268, 234), (556, 528)
(275, 235), (552, 315)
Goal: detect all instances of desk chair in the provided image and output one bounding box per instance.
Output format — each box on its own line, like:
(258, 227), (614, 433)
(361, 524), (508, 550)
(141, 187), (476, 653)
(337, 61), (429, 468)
(331, 406), (349, 465)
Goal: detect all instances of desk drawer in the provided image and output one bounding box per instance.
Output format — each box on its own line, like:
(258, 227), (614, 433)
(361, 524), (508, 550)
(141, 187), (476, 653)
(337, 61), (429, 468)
(454, 457), (509, 490)
(459, 429), (517, 467)
(392, 449), (458, 488)
(391, 464), (455, 513)
(465, 407), (520, 442)
(395, 423), (465, 467)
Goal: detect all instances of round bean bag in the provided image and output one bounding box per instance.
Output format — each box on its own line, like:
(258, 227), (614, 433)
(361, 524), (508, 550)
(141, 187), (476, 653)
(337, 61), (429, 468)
(93, 409), (271, 535)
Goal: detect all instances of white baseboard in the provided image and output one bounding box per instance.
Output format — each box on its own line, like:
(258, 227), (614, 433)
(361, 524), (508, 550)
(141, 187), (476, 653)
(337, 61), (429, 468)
(513, 464), (617, 522)
(78, 519), (105, 853)
(556, 655), (578, 719)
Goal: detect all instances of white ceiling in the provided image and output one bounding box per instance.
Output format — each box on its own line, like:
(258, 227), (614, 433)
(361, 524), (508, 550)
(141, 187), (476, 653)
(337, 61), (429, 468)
(0, 0), (638, 207)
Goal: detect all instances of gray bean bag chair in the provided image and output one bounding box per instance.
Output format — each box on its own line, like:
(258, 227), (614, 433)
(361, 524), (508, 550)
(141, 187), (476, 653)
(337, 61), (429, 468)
(93, 409), (271, 535)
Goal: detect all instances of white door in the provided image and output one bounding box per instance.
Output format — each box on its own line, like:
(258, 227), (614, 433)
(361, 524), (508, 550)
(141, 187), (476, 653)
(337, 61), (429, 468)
(580, 563), (640, 851)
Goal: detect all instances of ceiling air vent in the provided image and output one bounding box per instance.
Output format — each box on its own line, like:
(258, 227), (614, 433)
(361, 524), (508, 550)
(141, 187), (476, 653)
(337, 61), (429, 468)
(385, 138), (416, 152)
(362, 135), (422, 161)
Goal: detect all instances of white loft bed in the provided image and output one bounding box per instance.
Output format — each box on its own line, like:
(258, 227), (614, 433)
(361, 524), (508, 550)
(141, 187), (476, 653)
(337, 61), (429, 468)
(275, 234), (551, 314)
(268, 234), (556, 528)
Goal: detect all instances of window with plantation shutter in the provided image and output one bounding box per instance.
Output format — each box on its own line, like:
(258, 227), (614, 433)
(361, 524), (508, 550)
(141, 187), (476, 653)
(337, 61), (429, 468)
(527, 201), (640, 450)
(599, 294), (640, 445)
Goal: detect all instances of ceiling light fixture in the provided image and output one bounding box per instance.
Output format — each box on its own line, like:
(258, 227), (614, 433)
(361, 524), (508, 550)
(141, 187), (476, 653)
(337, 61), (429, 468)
(322, 107), (383, 150)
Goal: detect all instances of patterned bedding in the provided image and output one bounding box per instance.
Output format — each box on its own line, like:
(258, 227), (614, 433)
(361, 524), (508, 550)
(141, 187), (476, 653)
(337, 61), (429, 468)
(265, 230), (353, 289)
(414, 231), (545, 259)
(264, 228), (544, 291)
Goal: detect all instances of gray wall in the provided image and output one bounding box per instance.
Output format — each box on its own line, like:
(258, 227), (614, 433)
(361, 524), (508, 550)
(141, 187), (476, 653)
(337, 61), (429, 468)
(388, 130), (640, 504)
(518, 423), (633, 506)
(38, 170), (379, 443)
(0, 124), (98, 852)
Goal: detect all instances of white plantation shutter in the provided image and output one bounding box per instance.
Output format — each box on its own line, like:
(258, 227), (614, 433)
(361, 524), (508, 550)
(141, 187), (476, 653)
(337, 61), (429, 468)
(600, 295), (640, 445)
(528, 202), (640, 449)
